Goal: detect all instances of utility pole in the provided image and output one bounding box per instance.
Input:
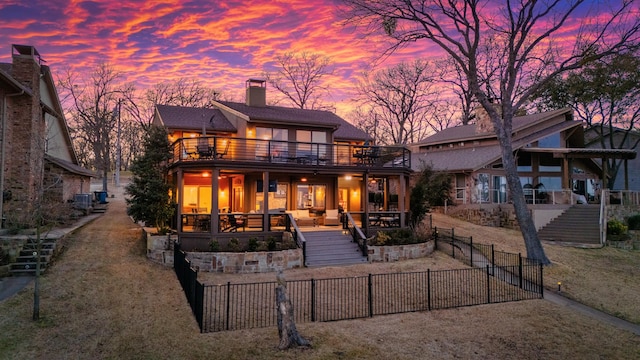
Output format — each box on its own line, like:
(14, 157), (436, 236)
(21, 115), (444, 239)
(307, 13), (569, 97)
(115, 100), (121, 187)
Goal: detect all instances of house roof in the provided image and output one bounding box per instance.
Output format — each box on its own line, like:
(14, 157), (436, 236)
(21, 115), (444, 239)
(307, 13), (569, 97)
(216, 101), (371, 141)
(45, 155), (95, 177)
(155, 104), (237, 133)
(411, 108), (588, 172)
(415, 108), (574, 146)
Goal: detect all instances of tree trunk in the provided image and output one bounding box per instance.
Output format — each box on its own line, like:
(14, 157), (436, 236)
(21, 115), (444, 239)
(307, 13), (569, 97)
(500, 137), (551, 265)
(275, 271), (310, 350)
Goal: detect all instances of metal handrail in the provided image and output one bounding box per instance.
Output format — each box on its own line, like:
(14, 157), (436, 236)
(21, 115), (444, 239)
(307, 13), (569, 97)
(285, 213), (307, 266)
(345, 212), (369, 257)
(169, 135), (411, 169)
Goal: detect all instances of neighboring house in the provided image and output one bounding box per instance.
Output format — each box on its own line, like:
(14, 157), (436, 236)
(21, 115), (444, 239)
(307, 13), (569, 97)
(412, 107), (636, 206)
(154, 79), (412, 250)
(0, 45), (93, 227)
(584, 126), (640, 191)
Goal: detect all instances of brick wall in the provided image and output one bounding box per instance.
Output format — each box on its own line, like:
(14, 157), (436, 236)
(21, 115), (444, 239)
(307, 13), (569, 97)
(3, 50), (46, 226)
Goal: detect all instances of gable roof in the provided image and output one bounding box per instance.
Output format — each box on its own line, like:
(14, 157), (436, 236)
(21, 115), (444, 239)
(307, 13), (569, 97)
(216, 101), (371, 141)
(155, 104), (237, 133)
(45, 155), (95, 177)
(416, 108), (574, 146)
(411, 108), (582, 172)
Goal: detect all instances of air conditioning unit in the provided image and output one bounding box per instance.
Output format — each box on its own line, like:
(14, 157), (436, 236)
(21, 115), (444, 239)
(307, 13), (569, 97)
(73, 193), (92, 210)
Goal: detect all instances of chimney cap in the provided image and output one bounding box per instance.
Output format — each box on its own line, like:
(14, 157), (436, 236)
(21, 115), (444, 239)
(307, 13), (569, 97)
(246, 79), (266, 88)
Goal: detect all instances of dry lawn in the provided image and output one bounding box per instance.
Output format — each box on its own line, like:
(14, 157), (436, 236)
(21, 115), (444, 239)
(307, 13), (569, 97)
(0, 194), (639, 359)
(431, 212), (640, 324)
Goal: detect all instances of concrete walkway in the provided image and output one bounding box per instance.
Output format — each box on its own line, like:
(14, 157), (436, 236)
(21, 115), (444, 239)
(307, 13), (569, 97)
(0, 203), (105, 302)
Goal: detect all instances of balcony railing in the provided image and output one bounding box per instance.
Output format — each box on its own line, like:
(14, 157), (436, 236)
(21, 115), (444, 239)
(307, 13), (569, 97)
(170, 136), (411, 169)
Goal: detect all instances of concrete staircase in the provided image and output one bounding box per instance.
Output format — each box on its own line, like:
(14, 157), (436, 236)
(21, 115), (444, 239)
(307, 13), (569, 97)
(10, 238), (56, 276)
(303, 230), (368, 267)
(537, 205), (601, 245)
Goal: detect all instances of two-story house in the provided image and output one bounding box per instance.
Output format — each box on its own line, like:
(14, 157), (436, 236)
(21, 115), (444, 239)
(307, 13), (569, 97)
(0, 45), (93, 228)
(154, 80), (412, 250)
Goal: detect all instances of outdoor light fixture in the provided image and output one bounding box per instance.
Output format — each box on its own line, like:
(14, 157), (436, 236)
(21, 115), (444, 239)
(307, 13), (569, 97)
(301, 177), (307, 182)
(557, 281), (562, 292)
(202, 172), (210, 177)
(345, 175), (352, 180)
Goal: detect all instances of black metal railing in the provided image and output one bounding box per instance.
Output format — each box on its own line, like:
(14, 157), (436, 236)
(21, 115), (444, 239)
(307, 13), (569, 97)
(170, 136), (411, 169)
(174, 229), (543, 333)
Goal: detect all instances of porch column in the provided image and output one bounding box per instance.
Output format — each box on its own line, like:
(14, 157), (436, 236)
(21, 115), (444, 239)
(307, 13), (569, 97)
(363, 172), (369, 234)
(399, 174), (406, 227)
(263, 171), (269, 229)
(624, 159), (629, 190)
(562, 155), (570, 189)
(602, 157), (609, 189)
(177, 169), (183, 233)
(211, 168), (219, 234)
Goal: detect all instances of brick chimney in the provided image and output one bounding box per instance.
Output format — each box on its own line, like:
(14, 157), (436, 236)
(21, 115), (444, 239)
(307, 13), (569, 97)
(3, 45), (45, 225)
(475, 102), (501, 134)
(245, 79), (266, 107)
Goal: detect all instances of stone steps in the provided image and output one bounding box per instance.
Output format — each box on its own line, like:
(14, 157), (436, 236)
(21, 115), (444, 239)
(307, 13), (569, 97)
(538, 205), (601, 244)
(303, 231), (368, 267)
(9, 240), (57, 276)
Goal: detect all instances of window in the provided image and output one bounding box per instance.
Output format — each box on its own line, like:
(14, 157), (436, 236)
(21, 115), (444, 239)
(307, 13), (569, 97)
(539, 155), (561, 172)
(455, 174), (465, 200)
(256, 127), (288, 159)
(296, 130), (327, 158)
(296, 184), (326, 210)
(493, 176), (507, 203)
(517, 153), (532, 171)
(538, 133), (561, 148)
(538, 176), (561, 190)
(474, 173), (489, 203)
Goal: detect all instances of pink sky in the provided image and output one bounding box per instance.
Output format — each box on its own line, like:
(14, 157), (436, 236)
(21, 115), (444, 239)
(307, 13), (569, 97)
(0, 0), (439, 116)
(0, 0), (634, 117)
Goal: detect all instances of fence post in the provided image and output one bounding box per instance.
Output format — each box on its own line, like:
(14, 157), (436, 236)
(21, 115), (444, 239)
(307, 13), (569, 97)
(491, 244), (495, 274)
(486, 265), (491, 304)
(469, 236), (474, 267)
(539, 263), (544, 298)
(433, 227), (438, 249)
(427, 269), (431, 311)
(368, 274), (373, 317)
(225, 281), (231, 331)
(451, 228), (455, 259)
(311, 279), (316, 322)
(302, 241), (307, 267)
(518, 253), (523, 289)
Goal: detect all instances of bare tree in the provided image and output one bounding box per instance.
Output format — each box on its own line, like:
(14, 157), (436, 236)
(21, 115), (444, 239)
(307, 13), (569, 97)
(341, 0), (640, 264)
(126, 78), (224, 130)
(264, 52), (334, 109)
(58, 63), (133, 192)
(534, 51), (640, 189)
(356, 60), (439, 144)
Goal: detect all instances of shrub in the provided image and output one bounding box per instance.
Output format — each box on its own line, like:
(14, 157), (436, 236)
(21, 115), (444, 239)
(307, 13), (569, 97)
(208, 239), (220, 252)
(228, 238), (241, 252)
(248, 237), (259, 252)
(607, 219), (628, 235)
(267, 236), (277, 251)
(627, 214), (640, 230)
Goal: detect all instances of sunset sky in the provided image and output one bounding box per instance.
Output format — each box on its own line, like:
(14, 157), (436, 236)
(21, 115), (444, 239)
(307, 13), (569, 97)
(0, 0), (427, 116)
(0, 0), (635, 117)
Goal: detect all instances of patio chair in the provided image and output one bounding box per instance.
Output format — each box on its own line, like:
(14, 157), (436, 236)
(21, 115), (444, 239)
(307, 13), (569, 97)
(225, 214), (244, 232)
(323, 209), (340, 226)
(215, 140), (230, 159)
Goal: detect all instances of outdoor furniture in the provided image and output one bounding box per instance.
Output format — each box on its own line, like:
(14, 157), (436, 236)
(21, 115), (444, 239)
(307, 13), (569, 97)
(215, 140), (229, 158)
(323, 209), (340, 226)
(286, 209), (317, 226)
(224, 214), (245, 232)
(246, 213), (263, 228)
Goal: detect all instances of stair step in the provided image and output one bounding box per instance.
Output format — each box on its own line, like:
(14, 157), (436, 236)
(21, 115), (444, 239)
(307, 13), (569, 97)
(538, 205), (601, 244)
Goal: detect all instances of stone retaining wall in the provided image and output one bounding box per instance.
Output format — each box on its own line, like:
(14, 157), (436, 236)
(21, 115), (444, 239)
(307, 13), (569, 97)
(145, 229), (303, 273)
(368, 241), (435, 262)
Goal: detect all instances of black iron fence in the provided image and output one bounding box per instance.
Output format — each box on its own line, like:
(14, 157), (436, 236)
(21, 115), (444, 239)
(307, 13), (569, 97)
(174, 238), (543, 333)
(433, 227), (542, 292)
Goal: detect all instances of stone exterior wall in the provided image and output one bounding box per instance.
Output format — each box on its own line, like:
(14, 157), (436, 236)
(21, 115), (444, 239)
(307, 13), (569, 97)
(606, 205), (640, 223)
(439, 205), (521, 230)
(368, 241), (435, 262)
(145, 229), (303, 273)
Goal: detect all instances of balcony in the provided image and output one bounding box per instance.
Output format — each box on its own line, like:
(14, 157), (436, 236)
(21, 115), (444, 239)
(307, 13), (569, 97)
(169, 136), (411, 170)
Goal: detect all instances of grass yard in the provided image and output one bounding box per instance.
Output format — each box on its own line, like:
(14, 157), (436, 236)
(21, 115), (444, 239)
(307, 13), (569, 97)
(0, 195), (639, 359)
